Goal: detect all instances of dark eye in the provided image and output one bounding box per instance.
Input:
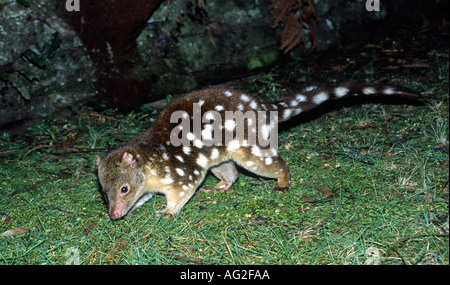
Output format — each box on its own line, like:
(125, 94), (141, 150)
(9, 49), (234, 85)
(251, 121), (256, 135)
(120, 185), (129, 194)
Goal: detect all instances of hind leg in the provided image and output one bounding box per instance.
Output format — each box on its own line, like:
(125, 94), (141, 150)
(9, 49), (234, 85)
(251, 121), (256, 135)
(232, 147), (290, 193)
(202, 162), (238, 193)
(208, 161), (239, 192)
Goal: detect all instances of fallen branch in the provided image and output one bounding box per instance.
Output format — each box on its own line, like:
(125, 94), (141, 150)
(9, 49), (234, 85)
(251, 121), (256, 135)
(227, 217), (271, 231)
(387, 232), (449, 265)
(0, 144), (60, 155)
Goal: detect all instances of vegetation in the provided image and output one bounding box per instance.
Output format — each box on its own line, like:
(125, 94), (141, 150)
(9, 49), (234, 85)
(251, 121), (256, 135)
(0, 30), (448, 265)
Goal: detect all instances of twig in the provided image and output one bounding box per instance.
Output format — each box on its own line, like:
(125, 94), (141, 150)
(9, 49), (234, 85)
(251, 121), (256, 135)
(318, 151), (374, 165)
(387, 232), (449, 265)
(227, 217), (271, 230)
(9, 177), (50, 197)
(413, 251), (428, 265)
(0, 144), (60, 155)
(0, 145), (106, 156)
(390, 232), (449, 246)
(53, 148), (107, 155)
(389, 246), (409, 265)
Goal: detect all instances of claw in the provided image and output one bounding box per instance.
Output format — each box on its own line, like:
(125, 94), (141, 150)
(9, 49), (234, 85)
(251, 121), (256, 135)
(218, 182), (233, 192)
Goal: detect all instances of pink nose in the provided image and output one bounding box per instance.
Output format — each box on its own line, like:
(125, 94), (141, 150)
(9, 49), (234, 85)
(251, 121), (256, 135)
(110, 210), (123, 220)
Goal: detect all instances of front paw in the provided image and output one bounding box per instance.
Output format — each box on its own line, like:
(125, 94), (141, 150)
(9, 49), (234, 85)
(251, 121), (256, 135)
(155, 209), (173, 218)
(272, 186), (290, 193)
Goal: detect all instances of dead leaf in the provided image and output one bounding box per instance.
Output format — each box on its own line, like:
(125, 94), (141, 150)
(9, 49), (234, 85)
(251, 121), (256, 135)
(0, 227), (30, 237)
(284, 143), (292, 150)
(426, 192), (434, 204)
(302, 194), (314, 203)
(348, 123), (375, 130)
(305, 183), (335, 198)
(315, 185), (335, 198)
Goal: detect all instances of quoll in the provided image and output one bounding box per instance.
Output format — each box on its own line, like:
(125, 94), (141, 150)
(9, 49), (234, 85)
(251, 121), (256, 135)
(96, 82), (421, 219)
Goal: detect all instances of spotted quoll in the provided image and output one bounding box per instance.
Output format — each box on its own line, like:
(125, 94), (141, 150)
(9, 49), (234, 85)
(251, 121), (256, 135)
(96, 82), (421, 219)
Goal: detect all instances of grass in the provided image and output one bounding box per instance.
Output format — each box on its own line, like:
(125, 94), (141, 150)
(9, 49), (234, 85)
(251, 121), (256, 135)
(0, 47), (448, 265)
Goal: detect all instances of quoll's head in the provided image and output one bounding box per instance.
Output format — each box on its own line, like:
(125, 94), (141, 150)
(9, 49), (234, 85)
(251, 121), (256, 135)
(96, 150), (146, 220)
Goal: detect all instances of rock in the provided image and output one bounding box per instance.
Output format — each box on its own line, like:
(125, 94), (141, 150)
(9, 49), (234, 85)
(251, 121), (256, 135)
(0, 0), (436, 135)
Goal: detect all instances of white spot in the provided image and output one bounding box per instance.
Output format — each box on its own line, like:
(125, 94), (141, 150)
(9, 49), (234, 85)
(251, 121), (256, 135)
(215, 105), (224, 111)
(295, 94), (307, 102)
(363, 87), (376, 95)
(325, 18), (334, 29)
(271, 104), (278, 110)
(283, 109), (293, 120)
(334, 87), (349, 97)
(210, 148), (220, 160)
(261, 124), (270, 139)
(194, 139), (204, 148)
(161, 175), (174, 185)
(312, 92), (329, 105)
(204, 111), (215, 121)
(270, 148), (278, 156)
(227, 139), (241, 152)
(265, 157), (273, 165)
(179, 191), (186, 197)
(186, 132), (196, 141)
(162, 153), (169, 160)
(202, 124), (213, 140)
(237, 104), (244, 111)
(147, 167), (157, 176)
(193, 170), (200, 176)
(183, 146), (192, 155)
(175, 155), (184, 163)
(250, 101), (258, 109)
(240, 94), (250, 102)
(304, 86), (317, 92)
(224, 91), (233, 97)
(225, 119), (236, 131)
(182, 113), (189, 119)
(175, 168), (185, 176)
(290, 100), (299, 107)
(294, 108), (302, 115)
(196, 154), (208, 167)
(182, 185), (189, 191)
(197, 99), (205, 106)
(251, 145), (262, 157)
(383, 87), (395, 95)
(245, 161), (255, 167)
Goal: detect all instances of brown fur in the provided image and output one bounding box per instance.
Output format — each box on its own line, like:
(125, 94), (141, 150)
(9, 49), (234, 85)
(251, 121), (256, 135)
(96, 83), (421, 219)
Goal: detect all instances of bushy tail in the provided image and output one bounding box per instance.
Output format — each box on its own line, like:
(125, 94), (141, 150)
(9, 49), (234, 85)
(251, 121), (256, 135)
(269, 82), (422, 122)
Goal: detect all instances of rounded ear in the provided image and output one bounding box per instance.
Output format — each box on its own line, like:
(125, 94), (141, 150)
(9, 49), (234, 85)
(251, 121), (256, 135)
(96, 155), (102, 166)
(122, 152), (139, 168)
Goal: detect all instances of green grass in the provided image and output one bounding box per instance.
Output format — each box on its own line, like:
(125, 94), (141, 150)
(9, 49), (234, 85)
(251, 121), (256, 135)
(1, 54), (448, 265)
